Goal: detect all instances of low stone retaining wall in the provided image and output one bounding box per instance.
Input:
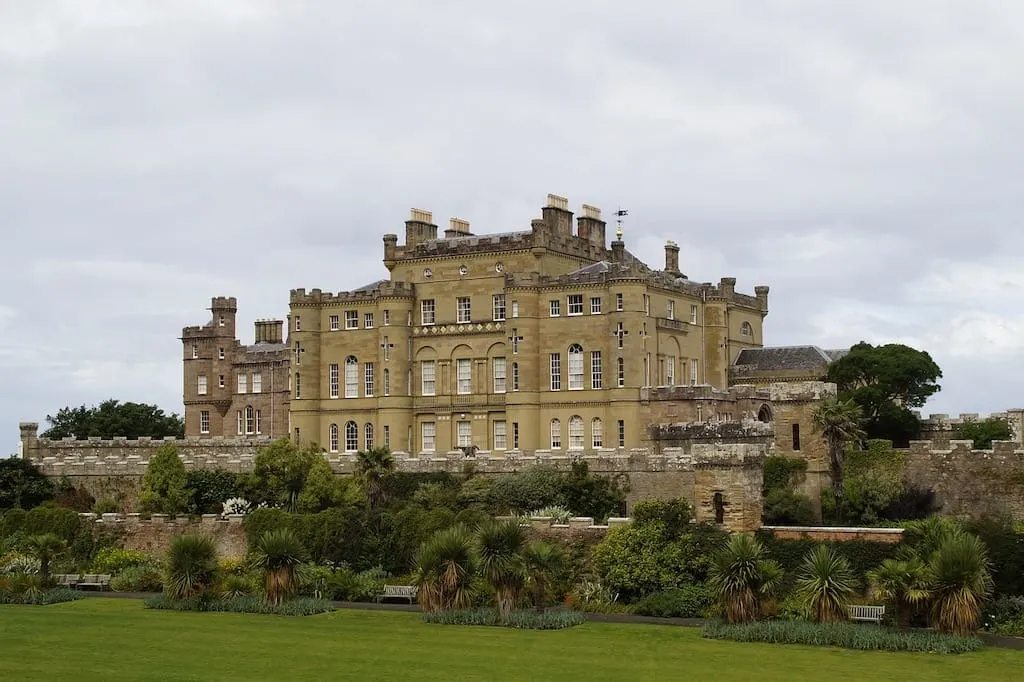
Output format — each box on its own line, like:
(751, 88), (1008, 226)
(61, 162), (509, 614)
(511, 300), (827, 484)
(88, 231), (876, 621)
(761, 525), (904, 544)
(82, 512), (248, 558)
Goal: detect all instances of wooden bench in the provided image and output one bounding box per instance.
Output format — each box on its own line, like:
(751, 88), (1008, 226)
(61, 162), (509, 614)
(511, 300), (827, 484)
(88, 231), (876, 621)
(74, 574), (111, 591)
(55, 574), (80, 587)
(848, 605), (885, 623)
(378, 585), (418, 603)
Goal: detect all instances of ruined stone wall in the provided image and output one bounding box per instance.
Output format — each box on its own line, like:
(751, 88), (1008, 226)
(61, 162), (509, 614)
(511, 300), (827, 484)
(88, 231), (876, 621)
(83, 513), (249, 559)
(903, 439), (1024, 520)
(917, 410), (1024, 448)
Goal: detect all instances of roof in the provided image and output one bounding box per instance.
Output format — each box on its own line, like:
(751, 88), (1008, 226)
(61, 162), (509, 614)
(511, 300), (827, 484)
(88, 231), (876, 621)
(733, 346), (834, 372)
(244, 343), (287, 354)
(567, 248), (649, 277)
(353, 279), (388, 293)
(823, 349), (848, 362)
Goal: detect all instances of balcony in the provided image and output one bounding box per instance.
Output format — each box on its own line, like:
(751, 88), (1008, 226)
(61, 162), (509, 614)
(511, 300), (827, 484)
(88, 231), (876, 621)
(414, 393), (506, 412)
(655, 317), (693, 333)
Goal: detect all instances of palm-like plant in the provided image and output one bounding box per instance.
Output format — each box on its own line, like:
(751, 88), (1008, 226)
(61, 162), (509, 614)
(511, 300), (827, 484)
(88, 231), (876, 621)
(475, 518), (528, 620)
(708, 534), (782, 624)
(25, 534), (66, 588)
(930, 531), (993, 636)
(355, 447), (395, 509)
(522, 540), (566, 612)
(795, 545), (858, 624)
(811, 396), (866, 521)
(414, 524), (476, 613)
(866, 556), (931, 626)
(251, 529), (308, 606)
(165, 535), (218, 600)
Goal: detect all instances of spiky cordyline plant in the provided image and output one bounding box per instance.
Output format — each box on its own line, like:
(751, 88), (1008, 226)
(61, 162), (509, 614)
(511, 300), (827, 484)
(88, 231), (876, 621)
(867, 555), (932, 627)
(795, 545), (858, 624)
(930, 531), (993, 636)
(475, 518), (528, 621)
(522, 540), (567, 612)
(165, 535), (218, 600)
(414, 525), (475, 613)
(708, 534), (782, 624)
(251, 529), (308, 606)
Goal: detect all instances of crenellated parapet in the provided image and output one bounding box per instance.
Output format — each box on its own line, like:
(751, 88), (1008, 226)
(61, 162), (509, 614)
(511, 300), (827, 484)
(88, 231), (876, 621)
(289, 282), (417, 308)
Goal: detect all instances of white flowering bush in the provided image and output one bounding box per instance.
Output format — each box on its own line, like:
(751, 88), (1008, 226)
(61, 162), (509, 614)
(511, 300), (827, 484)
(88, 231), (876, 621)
(528, 506), (572, 524)
(221, 498), (251, 516)
(0, 552), (40, 575)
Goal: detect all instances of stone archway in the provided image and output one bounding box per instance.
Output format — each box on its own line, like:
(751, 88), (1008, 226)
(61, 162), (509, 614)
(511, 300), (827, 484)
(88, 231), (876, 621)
(757, 404), (773, 423)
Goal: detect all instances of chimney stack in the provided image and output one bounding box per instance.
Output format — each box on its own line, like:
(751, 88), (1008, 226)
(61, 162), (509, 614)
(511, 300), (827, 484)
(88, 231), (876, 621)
(754, 285), (770, 313)
(254, 319), (284, 344)
(665, 240), (681, 276)
(405, 208), (437, 248)
(576, 204), (606, 247)
(445, 217), (471, 239)
(720, 277), (736, 298)
(541, 193), (573, 238)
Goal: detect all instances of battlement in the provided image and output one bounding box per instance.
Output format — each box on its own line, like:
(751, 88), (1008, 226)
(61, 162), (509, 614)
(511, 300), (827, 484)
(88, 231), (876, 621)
(289, 282), (417, 307)
(767, 381), (837, 402)
(916, 411), (1023, 426)
(642, 384), (771, 403)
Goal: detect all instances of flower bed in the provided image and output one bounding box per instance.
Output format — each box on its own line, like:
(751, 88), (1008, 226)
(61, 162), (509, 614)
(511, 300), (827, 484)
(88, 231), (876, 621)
(701, 620), (982, 654)
(422, 608), (586, 630)
(144, 595), (334, 616)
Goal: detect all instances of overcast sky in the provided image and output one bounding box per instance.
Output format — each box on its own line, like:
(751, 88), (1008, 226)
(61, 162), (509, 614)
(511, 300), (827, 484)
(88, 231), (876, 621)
(3, 1), (1023, 453)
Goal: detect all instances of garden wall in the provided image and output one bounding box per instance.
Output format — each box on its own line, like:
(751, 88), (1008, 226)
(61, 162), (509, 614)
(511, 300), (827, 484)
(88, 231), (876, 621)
(761, 526), (904, 544)
(82, 512), (248, 559)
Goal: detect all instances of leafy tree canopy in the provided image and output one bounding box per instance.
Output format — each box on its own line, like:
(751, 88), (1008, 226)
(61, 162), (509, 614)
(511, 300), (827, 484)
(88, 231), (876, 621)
(826, 342), (942, 445)
(243, 437), (327, 511)
(954, 418), (1013, 449)
(138, 443), (189, 515)
(0, 457), (55, 510)
(42, 399), (184, 439)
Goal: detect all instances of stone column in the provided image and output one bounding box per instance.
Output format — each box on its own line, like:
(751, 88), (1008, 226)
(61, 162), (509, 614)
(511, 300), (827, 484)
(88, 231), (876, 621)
(19, 422), (39, 460)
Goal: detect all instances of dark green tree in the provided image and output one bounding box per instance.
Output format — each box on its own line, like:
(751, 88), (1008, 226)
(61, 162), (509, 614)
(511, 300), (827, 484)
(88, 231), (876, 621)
(138, 443), (189, 515)
(826, 342), (942, 446)
(244, 437), (325, 511)
(954, 417), (1012, 449)
(42, 399), (184, 439)
(0, 458), (55, 510)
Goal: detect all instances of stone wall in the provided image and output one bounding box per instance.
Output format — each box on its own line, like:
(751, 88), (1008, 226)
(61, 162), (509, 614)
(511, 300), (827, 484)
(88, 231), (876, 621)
(761, 526), (905, 544)
(83, 513), (249, 558)
(903, 439), (1024, 520)
(916, 410), (1024, 448)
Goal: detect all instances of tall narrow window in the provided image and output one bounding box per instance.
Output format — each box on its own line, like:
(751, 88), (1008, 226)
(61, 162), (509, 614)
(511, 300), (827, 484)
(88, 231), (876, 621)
(237, 411), (244, 435)
(592, 418), (603, 448)
(294, 342), (301, 366)
(329, 424), (339, 453)
(219, 375), (225, 388)
(792, 424), (801, 451)
(568, 415), (584, 450)
(345, 356), (358, 398)
(200, 411), (210, 434)
(549, 299), (560, 316)
(294, 316), (301, 331)
(666, 356), (675, 386)
(550, 419), (561, 449)
(456, 358), (472, 394)
(329, 363), (339, 398)
(549, 353), (561, 391)
(383, 425), (391, 449)
(591, 297), (602, 314)
(568, 344), (584, 390)
(255, 410), (261, 434)
(511, 301), (519, 318)
(383, 336), (391, 361)
(191, 344), (198, 359)
(511, 328), (519, 354)
(345, 421), (358, 452)
(492, 357), (507, 393)
(329, 314), (339, 331)
(457, 420), (472, 447)
(643, 295), (650, 315)
(421, 360), (436, 396)
(616, 293), (623, 311)
(591, 350), (603, 389)
(690, 359), (699, 386)
(365, 423), (374, 450)
(690, 304), (698, 324)
(420, 299), (436, 325)
(219, 347), (225, 360)
(295, 373), (301, 399)
(618, 419), (625, 447)
(237, 374), (247, 394)
(616, 322), (625, 349)
(667, 300), (675, 320)
(364, 362), (375, 397)
(245, 406), (255, 434)
(492, 294), (506, 321)
(421, 422), (436, 452)
(512, 362), (519, 391)
(383, 309), (390, 326)
(197, 375), (208, 395)
(493, 421), (507, 450)
(457, 296), (471, 323)
(383, 368), (390, 396)
(252, 373), (262, 394)
(513, 422), (520, 450)
(364, 312), (374, 329)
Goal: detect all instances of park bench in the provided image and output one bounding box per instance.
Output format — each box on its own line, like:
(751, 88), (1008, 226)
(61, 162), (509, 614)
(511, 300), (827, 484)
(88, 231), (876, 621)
(74, 574), (111, 591)
(379, 585), (418, 604)
(847, 605), (885, 624)
(55, 574), (80, 587)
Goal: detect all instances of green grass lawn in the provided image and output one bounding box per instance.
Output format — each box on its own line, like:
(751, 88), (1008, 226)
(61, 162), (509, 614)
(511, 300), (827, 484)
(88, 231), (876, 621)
(0, 599), (1019, 681)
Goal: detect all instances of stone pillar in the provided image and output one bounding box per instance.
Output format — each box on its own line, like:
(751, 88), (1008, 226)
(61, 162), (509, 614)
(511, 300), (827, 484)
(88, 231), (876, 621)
(1006, 409), (1024, 444)
(19, 422), (39, 460)
(664, 241), (681, 276)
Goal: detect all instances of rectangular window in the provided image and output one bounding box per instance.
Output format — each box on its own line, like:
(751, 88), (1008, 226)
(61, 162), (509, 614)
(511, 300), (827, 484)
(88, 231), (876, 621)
(245, 409), (255, 435)
(569, 418), (584, 450)
(493, 357), (507, 393)
(666, 357), (675, 386)
(511, 301), (519, 318)
(457, 358), (472, 394)
(792, 424), (801, 451)
(550, 420), (561, 449)
(568, 348), (584, 390)
(513, 422), (520, 450)
(364, 312), (374, 329)
(200, 410), (210, 434)
(549, 299), (560, 317)
(364, 362), (375, 397)
(421, 422), (436, 452)
(237, 411), (243, 435)
(492, 294), (506, 321)
(218, 375), (225, 389)
(690, 304), (698, 324)
(293, 342), (301, 366)
(567, 294), (584, 316)
(617, 357), (625, 387)
(294, 316), (301, 331)
(345, 311), (358, 329)
(511, 328), (519, 354)
(421, 299), (436, 325)
(383, 336), (391, 361)
(252, 373), (262, 394)
(591, 351), (603, 389)
(590, 297), (602, 314)
(383, 368), (390, 396)
(383, 425), (391, 449)
(617, 322), (625, 349)
(643, 295), (650, 315)
(616, 293), (624, 311)
(329, 315), (339, 331)
(457, 420), (472, 447)
(346, 425), (358, 452)
(667, 300), (675, 320)
(329, 425), (339, 453)
(191, 344), (198, 359)
(550, 353), (561, 391)
(218, 315), (225, 327)
(255, 410), (261, 434)
(421, 360), (436, 396)
(197, 375), (208, 395)
(345, 360), (358, 398)
(512, 362), (519, 391)
(237, 374), (247, 394)
(218, 347), (225, 360)
(494, 420), (507, 451)
(365, 424), (374, 450)
(592, 419), (603, 448)
(295, 373), (301, 399)
(618, 420), (625, 447)
(383, 309), (390, 326)
(457, 296), (471, 323)
(690, 359), (699, 386)
(329, 363), (339, 398)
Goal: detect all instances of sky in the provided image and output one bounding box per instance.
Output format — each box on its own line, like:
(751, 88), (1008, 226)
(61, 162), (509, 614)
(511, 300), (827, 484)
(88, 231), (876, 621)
(3, 1), (1024, 454)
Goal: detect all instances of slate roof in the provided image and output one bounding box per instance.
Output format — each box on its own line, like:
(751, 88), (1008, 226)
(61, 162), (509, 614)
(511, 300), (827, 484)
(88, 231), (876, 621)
(353, 279), (389, 293)
(244, 343), (287, 353)
(567, 248), (649, 277)
(733, 346), (834, 372)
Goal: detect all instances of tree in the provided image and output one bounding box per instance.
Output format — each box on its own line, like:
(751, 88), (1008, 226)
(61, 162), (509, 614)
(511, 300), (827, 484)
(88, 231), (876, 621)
(522, 540), (567, 612)
(475, 518), (528, 621)
(708, 534), (782, 624)
(414, 524), (476, 612)
(251, 529), (308, 606)
(246, 438), (324, 511)
(25, 533), (66, 587)
(355, 447), (395, 509)
(811, 397), (866, 522)
(0, 458), (55, 510)
(42, 399), (184, 439)
(138, 444), (189, 516)
(954, 418), (1013, 449)
(866, 556), (931, 627)
(559, 460), (628, 521)
(826, 342), (942, 446)
(795, 545), (858, 624)
(930, 531), (993, 636)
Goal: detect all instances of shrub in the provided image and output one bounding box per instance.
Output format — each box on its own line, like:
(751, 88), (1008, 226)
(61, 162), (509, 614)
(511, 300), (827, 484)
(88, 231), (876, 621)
(144, 594), (334, 616)
(795, 545), (857, 624)
(218, 557), (248, 575)
(187, 469), (240, 515)
(486, 467), (562, 515)
(251, 528), (308, 605)
(91, 547), (153, 574)
(221, 497), (251, 516)
(0, 587), (82, 605)
(631, 499), (694, 538)
(110, 565), (163, 592)
(219, 574), (259, 598)
(632, 584), (711, 618)
(763, 490), (816, 526)
(558, 460), (628, 521)
(421, 608), (585, 630)
(310, 566), (387, 602)
(701, 619), (982, 654)
(930, 531), (993, 636)
(527, 506), (572, 524)
(1, 551), (40, 574)
(414, 525), (475, 612)
(165, 535), (218, 600)
(708, 534), (782, 624)
(984, 595), (1024, 636)
(138, 443), (189, 516)
(91, 497), (119, 515)
(0, 458), (55, 510)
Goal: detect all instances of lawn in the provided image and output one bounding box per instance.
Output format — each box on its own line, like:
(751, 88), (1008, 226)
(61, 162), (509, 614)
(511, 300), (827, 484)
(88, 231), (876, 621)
(0, 599), (1019, 681)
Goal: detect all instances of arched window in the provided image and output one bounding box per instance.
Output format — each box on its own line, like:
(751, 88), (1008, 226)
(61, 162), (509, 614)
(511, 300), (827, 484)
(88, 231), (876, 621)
(617, 357), (625, 387)
(568, 344), (584, 390)
(550, 419), (561, 449)
(365, 423), (374, 450)
(345, 356), (359, 398)
(592, 418), (603, 448)
(344, 421), (358, 452)
(741, 321), (753, 337)
(329, 423), (339, 453)
(757, 404), (772, 423)
(245, 406), (255, 434)
(568, 415), (584, 449)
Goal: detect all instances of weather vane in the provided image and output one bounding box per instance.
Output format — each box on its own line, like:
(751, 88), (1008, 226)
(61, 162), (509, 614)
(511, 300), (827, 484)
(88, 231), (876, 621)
(614, 208), (628, 240)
